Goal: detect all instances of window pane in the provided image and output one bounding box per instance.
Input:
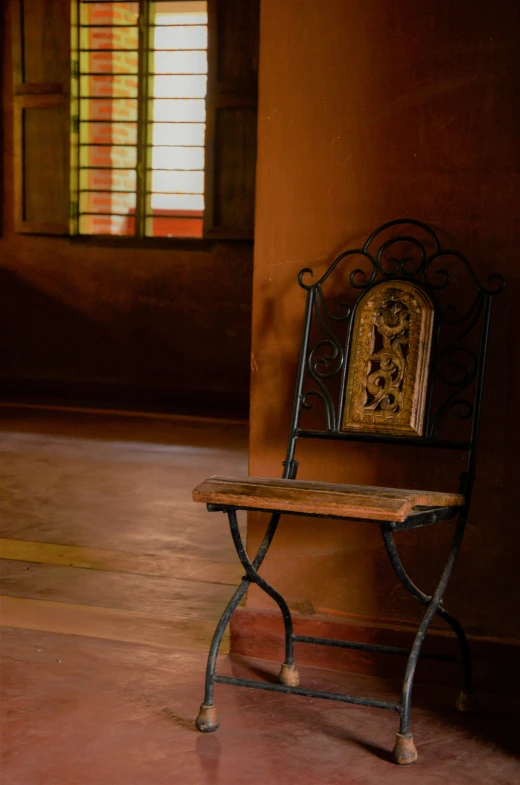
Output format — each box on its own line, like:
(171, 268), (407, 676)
(150, 123), (205, 147)
(153, 26), (207, 50)
(151, 146), (204, 170)
(80, 26), (139, 50)
(80, 75), (138, 98)
(151, 50), (207, 75)
(150, 192), (204, 211)
(79, 2), (139, 27)
(80, 169), (136, 191)
(151, 170), (204, 194)
(79, 214), (135, 235)
(80, 122), (138, 145)
(153, 2), (207, 25)
(152, 75), (207, 99)
(80, 145), (137, 168)
(80, 50), (139, 74)
(79, 190), (136, 214)
(150, 99), (205, 122)
(80, 98), (138, 121)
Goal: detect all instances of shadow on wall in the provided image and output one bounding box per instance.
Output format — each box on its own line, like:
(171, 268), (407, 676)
(0, 258), (252, 411)
(246, 0), (520, 646)
(0, 266), (118, 386)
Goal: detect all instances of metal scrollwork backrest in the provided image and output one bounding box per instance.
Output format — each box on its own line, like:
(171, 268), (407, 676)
(293, 219), (504, 445)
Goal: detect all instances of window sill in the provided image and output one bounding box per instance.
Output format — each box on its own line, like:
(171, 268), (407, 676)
(68, 234), (253, 250)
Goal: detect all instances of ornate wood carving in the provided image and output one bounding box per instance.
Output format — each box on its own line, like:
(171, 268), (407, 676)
(342, 281), (434, 436)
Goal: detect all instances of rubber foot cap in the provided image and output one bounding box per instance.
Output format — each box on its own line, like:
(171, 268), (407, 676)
(195, 703), (220, 733)
(456, 690), (479, 712)
(392, 732), (418, 765)
(279, 662), (300, 687)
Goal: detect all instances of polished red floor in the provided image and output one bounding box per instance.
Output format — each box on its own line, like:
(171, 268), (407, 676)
(2, 627), (520, 785)
(1, 407), (519, 784)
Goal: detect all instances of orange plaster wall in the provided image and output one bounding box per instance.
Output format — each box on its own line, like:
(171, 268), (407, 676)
(0, 5), (252, 411)
(246, 0), (520, 640)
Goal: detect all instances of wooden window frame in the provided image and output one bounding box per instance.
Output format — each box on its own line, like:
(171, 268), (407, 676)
(12, 0), (70, 235)
(12, 0), (259, 242)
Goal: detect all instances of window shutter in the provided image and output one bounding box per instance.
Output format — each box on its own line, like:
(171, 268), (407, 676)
(204, 0), (259, 240)
(12, 0), (71, 234)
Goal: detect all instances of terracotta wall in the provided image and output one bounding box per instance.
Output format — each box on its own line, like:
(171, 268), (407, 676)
(247, 0), (519, 642)
(0, 7), (252, 412)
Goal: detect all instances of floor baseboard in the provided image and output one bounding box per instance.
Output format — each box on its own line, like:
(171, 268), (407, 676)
(231, 606), (520, 696)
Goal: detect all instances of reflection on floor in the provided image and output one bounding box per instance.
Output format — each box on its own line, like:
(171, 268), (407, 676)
(1, 406), (519, 784)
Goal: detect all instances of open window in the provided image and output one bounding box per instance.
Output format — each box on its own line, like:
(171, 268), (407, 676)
(12, 0), (259, 240)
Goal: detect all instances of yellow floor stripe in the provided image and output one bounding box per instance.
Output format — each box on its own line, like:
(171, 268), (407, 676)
(0, 539), (241, 586)
(0, 595), (227, 653)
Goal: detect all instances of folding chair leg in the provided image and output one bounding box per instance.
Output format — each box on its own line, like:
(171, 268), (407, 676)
(226, 508), (299, 686)
(382, 518), (468, 764)
(195, 510), (298, 732)
(381, 517), (477, 717)
(394, 599), (440, 764)
(195, 579), (250, 732)
(437, 607), (478, 711)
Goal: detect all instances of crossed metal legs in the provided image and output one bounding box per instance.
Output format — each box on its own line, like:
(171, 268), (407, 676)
(195, 509), (294, 732)
(196, 508), (475, 765)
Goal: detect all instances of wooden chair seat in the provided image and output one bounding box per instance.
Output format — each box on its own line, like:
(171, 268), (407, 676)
(193, 475), (465, 523)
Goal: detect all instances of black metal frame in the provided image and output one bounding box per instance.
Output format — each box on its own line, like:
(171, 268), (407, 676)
(194, 220), (504, 764)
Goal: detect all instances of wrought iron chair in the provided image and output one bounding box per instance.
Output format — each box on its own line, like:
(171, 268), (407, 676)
(192, 219), (504, 765)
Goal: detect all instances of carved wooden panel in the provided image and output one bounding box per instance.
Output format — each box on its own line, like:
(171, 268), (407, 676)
(342, 281), (434, 436)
